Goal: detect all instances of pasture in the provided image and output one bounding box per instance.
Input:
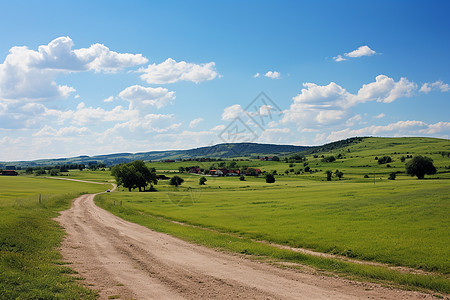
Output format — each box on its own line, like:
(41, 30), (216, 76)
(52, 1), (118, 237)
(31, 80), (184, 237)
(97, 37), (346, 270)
(94, 137), (450, 293)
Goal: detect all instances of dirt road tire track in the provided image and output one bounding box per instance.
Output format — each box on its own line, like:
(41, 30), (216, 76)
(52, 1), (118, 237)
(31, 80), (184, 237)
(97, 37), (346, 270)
(56, 192), (434, 299)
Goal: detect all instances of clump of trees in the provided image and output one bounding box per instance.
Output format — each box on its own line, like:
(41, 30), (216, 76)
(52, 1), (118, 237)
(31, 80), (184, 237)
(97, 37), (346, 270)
(406, 156), (436, 179)
(111, 160), (157, 191)
(322, 156), (336, 163)
(378, 156), (392, 164)
(169, 175), (184, 187)
(335, 169), (344, 180)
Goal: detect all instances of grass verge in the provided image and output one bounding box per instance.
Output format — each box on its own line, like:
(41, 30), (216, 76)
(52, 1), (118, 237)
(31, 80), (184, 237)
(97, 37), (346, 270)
(0, 177), (108, 299)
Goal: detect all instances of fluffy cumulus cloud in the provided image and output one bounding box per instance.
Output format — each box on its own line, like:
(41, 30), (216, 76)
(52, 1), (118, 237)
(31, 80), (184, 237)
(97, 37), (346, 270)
(119, 85), (175, 109)
(282, 75), (417, 130)
(139, 58), (219, 84)
(0, 36), (147, 102)
(334, 45), (377, 62)
(419, 80), (450, 93)
(264, 71), (281, 79)
(222, 104), (245, 120)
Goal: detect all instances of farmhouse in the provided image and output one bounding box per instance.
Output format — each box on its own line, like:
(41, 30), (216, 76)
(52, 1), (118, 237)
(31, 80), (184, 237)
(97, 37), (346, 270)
(1, 170), (18, 176)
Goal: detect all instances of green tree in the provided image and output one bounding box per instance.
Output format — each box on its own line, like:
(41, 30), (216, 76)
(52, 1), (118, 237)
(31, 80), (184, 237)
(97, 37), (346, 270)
(25, 167), (33, 174)
(199, 176), (207, 185)
(169, 175), (184, 187)
(111, 160), (157, 192)
(131, 160), (157, 192)
(265, 173), (275, 183)
(178, 166), (185, 173)
(406, 155), (437, 179)
(49, 169), (59, 176)
(239, 175), (245, 181)
(335, 169), (344, 180)
(326, 170), (332, 181)
(388, 172), (396, 180)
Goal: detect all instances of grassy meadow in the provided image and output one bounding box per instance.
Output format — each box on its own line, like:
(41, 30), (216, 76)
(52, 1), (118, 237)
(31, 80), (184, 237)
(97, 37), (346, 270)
(93, 137), (450, 293)
(0, 176), (110, 299)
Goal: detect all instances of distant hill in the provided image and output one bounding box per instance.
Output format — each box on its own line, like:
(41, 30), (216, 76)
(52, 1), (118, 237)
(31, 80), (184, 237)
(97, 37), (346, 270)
(1, 142), (312, 168)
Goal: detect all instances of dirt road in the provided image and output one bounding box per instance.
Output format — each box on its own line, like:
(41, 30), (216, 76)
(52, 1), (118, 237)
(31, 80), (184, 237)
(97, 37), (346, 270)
(56, 192), (433, 299)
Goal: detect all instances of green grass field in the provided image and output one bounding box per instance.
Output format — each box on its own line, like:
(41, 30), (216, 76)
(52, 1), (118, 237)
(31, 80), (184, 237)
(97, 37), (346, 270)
(93, 137), (450, 293)
(0, 176), (109, 299)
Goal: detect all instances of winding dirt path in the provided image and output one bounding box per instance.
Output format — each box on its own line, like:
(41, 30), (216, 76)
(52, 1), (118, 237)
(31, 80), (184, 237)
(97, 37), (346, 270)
(56, 191), (434, 299)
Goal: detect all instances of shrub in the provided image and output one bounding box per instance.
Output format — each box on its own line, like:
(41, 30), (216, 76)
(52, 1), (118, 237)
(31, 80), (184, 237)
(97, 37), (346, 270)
(239, 175), (245, 181)
(388, 172), (396, 180)
(378, 156), (392, 164)
(199, 177), (207, 185)
(265, 173), (275, 183)
(364, 174), (369, 178)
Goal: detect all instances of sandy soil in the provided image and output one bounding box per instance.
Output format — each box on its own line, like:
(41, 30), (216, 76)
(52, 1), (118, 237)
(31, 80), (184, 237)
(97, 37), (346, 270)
(56, 191), (436, 299)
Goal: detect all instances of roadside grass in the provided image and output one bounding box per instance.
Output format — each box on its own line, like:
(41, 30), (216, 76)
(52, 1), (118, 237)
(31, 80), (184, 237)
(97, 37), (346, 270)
(0, 176), (108, 299)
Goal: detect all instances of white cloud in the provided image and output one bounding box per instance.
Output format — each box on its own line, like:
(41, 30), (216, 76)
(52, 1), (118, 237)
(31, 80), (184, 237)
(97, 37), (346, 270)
(264, 71), (281, 79)
(253, 72), (260, 78)
(326, 120), (449, 141)
(34, 125), (91, 137)
(189, 118), (204, 128)
(334, 45), (377, 62)
(139, 58), (219, 84)
(282, 75), (417, 130)
(0, 36), (148, 102)
(222, 104), (245, 120)
(352, 75), (417, 104)
(118, 85), (175, 109)
(345, 45), (376, 58)
(419, 80), (450, 93)
(333, 55), (347, 62)
(103, 96), (114, 102)
(374, 113), (385, 119)
(258, 127), (291, 143)
(211, 124), (225, 131)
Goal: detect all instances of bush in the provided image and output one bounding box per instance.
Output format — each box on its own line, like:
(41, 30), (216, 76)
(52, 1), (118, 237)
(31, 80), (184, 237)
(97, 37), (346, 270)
(265, 173), (275, 183)
(378, 156), (392, 164)
(239, 175), (245, 181)
(364, 174), (369, 178)
(388, 172), (396, 180)
(322, 156), (336, 163)
(199, 177), (207, 185)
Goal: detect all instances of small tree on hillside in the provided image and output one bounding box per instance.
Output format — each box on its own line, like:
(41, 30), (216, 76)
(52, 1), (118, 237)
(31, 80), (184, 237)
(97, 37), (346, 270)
(199, 176), (207, 185)
(406, 155), (437, 179)
(239, 175), (245, 181)
(326, 170), (332, 181)
(265, 173), (275, 183)
(335, 169), (344, 180)
(169, 175), (184, 187)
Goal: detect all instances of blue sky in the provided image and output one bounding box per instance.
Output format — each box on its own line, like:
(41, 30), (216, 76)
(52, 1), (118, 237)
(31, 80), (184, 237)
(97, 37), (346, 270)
(0, 0), (449, 161)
